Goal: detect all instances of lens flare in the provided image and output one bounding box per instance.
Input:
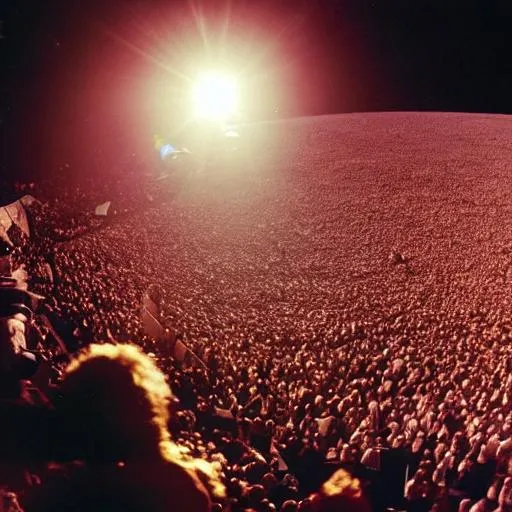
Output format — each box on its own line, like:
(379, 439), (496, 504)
(192, 71), (238, 120)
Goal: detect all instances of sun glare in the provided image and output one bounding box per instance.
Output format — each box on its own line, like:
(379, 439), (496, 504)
(192, 71), (238, 121)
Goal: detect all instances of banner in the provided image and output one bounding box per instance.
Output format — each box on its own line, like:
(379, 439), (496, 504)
(140, 285), (207, 369)
(173, 339), (189, 362)
(142, 293), (160, 318)
(0, 199), (30, 241)
(5, 201), (30, 237)
(141, 305), (165, 340)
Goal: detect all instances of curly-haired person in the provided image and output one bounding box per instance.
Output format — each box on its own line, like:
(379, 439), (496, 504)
(309, 469), (371, 512)
(21, 343), (225, 512)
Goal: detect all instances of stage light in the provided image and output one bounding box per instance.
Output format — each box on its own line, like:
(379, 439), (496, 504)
(192, 71), (238, 121)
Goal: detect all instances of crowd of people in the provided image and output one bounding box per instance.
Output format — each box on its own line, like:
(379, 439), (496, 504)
(1, 113), (512, 511)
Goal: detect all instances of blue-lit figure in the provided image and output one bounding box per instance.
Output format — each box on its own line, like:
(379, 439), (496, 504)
(160, 143), (176, 161)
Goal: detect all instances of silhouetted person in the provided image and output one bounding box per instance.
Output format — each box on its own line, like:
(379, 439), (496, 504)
(22, 343), (224, 511)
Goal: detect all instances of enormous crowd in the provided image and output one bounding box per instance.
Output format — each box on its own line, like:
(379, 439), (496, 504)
(1, 113), (512, 511)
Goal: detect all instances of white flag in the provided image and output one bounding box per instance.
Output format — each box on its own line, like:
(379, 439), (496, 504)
(5, 201), (30, 237)
(95, 201), (111, 216)
(141, 306), (165, 340)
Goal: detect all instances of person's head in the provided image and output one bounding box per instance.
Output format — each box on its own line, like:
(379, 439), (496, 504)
(280, 500), (298, 512)
(309, 469), (370, 512)
(57, 343), (172, 463)
(261, 472), (278, 493)
(245, 484), (266, 509)
(59, 344), (228, 497)
(259, 498), (277, 511)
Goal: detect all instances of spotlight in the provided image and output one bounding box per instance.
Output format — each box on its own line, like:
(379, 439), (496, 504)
(192, 71), (238, 121)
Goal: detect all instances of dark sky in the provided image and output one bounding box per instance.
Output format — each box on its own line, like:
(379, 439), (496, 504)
(0, 0), (510, 180)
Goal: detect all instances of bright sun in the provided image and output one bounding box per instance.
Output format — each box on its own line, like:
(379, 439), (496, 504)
(192, 71), (238, 121)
